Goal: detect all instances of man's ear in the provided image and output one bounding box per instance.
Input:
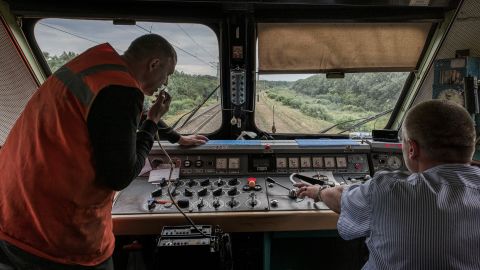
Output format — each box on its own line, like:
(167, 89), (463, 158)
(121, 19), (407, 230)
(408, 139), (419, 160)
(148, 58), (161, 71)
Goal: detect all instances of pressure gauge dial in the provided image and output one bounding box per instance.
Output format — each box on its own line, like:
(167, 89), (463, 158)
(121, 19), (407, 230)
(387, 156), (402, 170)
(437, 89), (464, 106)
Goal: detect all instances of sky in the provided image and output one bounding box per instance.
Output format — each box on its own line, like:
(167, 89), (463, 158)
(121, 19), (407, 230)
(35, 18), (220, 76)
(34, 18), (309, 81)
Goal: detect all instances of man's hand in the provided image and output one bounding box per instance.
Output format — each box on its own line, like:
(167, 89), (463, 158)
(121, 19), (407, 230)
(178, 134), (209, 146)
(147, 90), (171, 123)
(294, 183), (320, 200)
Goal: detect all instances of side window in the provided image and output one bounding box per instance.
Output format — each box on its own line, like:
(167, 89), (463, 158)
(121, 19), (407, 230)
(35, 19), (221, 134)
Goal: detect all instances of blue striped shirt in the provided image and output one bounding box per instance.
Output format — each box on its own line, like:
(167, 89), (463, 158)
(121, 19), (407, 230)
(338, 164), (480, 270)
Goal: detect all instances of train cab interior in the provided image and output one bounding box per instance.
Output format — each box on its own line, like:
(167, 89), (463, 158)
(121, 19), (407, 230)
(0, 0), (479, 269)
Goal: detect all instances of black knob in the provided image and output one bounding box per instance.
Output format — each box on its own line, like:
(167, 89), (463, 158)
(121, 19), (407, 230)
(227, 198), (238, 208)
(228, 178), (239, 186)
(147, 199), (156, 210)
(184, 188), (193, 197)
(187, 179), (196, 187)
(270, 199), (279, 207)
(212, 188), (223, 197)
(151, 188), (162, 197)
(213, 199), (221, 208)
(197, 199), (205, 209)
(216, 179), (225, 187)
(198, 187), (208, 197)
(159, 178), (167, 187)
(227, 187), (238, 196)
(177, 199), (189, 208)
(200, 178), (210, 186)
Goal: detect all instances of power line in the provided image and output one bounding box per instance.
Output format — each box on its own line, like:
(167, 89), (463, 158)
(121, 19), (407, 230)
(176, 23), (216, 59)
(39, 22), (100, 45)
(136, 23), (217, 71)
(38, 22), (124, 53)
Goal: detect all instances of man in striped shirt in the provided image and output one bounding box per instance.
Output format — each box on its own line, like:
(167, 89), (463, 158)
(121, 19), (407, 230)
(297, 100), (480, 269)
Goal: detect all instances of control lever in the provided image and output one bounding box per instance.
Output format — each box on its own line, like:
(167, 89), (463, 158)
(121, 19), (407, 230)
(266, 177), (297, 199)
(289, 173), (334, 186)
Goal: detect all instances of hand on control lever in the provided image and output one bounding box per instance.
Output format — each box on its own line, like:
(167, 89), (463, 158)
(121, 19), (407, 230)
(294, 183), (321, 200)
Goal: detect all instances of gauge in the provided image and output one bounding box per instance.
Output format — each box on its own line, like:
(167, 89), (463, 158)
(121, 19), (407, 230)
(300, 157), (311, 168)
(336, 157), (347, 168)
(324, 157), (335, 168)
(387, 155), (402, 170)
(216, 158), (227, 169)
(288, 157), (299, 168)
(312, 157), (323, 168)
(276, 157), (287, 168)
(228, 158), (240, 169)
(437, 88), (464, 106)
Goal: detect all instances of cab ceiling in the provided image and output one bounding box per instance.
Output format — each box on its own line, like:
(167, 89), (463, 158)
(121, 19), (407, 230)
(5, 0), (459, 22)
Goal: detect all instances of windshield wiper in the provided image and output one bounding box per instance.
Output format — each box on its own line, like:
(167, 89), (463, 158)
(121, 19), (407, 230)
(319, 109), (394, 134)
(171, 84), (220, 129)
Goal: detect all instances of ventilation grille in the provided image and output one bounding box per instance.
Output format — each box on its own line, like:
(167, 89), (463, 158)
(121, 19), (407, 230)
(0, 17), (37, 145)
(413, 0), (480, 106)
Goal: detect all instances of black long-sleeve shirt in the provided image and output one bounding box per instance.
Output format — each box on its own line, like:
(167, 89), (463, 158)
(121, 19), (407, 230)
(87, 86), (180, 191)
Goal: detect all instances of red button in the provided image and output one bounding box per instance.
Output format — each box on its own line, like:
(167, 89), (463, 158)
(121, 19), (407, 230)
(247, 177), (257, 187)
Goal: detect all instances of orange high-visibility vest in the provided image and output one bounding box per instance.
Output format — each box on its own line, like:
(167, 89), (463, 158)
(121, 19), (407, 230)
(0, 43), (142, 266)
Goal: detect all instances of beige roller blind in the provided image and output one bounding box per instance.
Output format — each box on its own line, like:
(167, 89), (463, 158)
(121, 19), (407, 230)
(258, 23), (432, 73)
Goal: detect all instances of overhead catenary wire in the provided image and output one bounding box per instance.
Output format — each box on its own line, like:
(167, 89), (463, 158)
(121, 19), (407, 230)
(136, 24), (217, 70)
(176, 23), (216, 59)
(38, 22), (125, 53)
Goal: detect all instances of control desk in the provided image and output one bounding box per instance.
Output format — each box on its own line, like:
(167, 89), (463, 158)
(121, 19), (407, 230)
(112, 139), (406, 235)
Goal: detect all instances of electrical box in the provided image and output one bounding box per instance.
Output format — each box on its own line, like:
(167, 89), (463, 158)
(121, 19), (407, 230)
(433, 57), (480, 106)
(433, 57), (480, 160)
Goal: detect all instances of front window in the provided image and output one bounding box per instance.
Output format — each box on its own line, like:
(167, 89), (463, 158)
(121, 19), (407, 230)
(255, 72), (408, 134)
(255, 22), (430, 134)
(34, 18), (221, 134)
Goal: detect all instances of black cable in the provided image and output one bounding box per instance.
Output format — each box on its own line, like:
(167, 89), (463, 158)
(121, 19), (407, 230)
(337, 109), (394, 134)
(155, 133), (210, 238)
(318, 108), (394, 134)
(173, 84), (221, 129)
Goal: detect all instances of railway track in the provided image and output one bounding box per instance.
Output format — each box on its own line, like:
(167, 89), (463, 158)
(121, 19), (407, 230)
(176, 104), (221, 134)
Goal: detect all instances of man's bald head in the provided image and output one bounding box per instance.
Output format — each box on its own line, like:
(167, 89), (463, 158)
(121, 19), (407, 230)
(402, 100), (476, 163)
(124, 34), (177, 62)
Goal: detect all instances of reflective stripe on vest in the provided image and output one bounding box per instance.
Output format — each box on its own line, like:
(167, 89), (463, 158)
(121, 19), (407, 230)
(54, 64), (130, 106)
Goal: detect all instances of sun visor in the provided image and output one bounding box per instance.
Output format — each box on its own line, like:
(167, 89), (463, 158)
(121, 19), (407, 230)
(257, 23), (432, 74)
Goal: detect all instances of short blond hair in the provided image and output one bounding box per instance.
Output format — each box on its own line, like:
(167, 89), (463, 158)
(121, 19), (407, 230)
(403, 100), (476, 162)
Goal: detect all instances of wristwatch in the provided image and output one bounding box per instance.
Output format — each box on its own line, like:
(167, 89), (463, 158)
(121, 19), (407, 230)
(315, 185), (329, 202)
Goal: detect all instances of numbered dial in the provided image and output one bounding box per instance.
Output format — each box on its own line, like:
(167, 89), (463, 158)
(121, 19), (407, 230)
(387, 156), (403, 170)
(437, 89), (464, 106)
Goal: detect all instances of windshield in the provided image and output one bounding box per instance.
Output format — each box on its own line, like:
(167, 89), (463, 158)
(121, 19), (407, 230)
(34, 18), (221, 134)
(255, 72), (409, 134)
(254, 22), (426, 135)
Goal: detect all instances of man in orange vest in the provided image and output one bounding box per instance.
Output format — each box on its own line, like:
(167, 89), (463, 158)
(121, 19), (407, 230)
(0, 34), (206, 269)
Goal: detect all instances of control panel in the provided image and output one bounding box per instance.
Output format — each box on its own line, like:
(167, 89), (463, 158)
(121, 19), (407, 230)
(149, 154), (369, 176)
(112, 139), (406, 216)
